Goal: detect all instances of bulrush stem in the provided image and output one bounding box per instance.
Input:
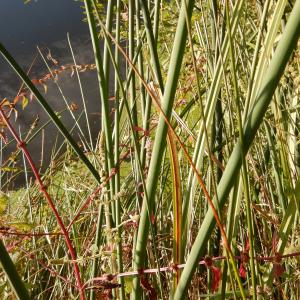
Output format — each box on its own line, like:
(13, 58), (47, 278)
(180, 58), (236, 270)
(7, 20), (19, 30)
(0, 108), (85, 300)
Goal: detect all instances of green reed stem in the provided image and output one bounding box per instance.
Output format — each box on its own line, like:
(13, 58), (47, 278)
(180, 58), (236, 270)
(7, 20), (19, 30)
(132, 0), (195, 297)
(225, 1), (256, 298)
(174, 1), (300, 297)
(0, 239), (30, 300)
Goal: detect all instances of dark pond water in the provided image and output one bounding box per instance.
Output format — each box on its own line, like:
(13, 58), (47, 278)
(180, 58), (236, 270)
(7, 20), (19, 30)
(0, 0), (106, 188)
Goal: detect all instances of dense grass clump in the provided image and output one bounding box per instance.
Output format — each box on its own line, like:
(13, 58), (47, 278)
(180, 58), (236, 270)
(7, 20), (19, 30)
(0, 0), (300, 299)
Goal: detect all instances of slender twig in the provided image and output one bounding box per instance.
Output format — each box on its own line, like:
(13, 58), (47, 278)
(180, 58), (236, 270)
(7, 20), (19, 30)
(83, 250), (300, 287)
(0, 230), (63, 237)
(19, 247), (75, 288)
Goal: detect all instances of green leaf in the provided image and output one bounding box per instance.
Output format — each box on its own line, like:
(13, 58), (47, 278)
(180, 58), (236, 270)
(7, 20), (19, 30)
(0, 192), (8, 214)
(294, 178), (300, 201)
(89, 244), (98, 255)
(22, 96), (29, 110)
(124, 276), (133, 294)
(48, 259), (65, 265)
(0, 166), (20, 172)
(9, 222), (35, 231)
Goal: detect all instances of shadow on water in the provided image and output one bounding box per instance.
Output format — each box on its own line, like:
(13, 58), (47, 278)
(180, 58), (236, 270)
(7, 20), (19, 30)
(0, 0), (116, 189)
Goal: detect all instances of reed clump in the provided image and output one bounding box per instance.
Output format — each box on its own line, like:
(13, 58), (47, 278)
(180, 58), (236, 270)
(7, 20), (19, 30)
(0, 0), (300, 299)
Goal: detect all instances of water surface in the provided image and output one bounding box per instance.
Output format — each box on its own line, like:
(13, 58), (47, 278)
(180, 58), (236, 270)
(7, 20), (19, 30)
(0, 0), (104, 188)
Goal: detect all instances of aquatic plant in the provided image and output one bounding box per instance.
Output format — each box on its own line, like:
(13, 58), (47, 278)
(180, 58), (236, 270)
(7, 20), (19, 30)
(0, 0), (300, 299)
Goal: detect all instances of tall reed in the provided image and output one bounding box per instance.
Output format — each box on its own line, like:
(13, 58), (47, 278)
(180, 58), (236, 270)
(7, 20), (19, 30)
(0, 0), (299, 299)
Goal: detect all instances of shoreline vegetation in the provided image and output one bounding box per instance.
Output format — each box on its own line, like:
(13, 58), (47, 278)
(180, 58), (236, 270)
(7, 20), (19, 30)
(0, 0), (300, 299)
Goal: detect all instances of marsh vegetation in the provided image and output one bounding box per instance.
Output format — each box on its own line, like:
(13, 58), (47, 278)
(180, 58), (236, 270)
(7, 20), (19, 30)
(0, 0), (300, 299)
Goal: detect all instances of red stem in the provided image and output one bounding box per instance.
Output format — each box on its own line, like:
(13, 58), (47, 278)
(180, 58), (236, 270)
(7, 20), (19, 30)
(0, 230), (63, 237)
(20, 247), (75, 287)
(0, 108), (85, 300)
(84, 251), (300, 287)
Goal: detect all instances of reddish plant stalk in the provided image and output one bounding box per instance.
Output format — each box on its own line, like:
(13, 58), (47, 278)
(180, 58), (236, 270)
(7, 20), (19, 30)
(0, 108), (85, 300)
(84, 251), (300, 287)
(0, 230), (63, 237)
(19, 247), (76, 287)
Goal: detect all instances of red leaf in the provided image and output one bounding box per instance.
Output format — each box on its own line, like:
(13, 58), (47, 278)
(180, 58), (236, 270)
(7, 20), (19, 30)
(101, 290), (113, 299)
(273, 262), (284, 278)
(239, 263), (247, 279)
(204, 256), (213, 268)
(272, 232), (279, 252)
(245, 239), (250, 252)
(240, 251), (249, 264)
(43, 73), (52, 80)
(31, 79), (40, 84)
(273, 252), (284, 278)
(151, 213), (156, 225)
(140, 276), (157, 300)
(133, 126), (149, 136)
(239, 238), (250, 279)
(133, 126), (144, 132)
(110, 168), (118, 176)
(211, 266), (221, 292)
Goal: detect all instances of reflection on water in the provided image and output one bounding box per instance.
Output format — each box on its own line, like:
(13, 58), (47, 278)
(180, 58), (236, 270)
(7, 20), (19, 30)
(0, 1), (107, 188)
